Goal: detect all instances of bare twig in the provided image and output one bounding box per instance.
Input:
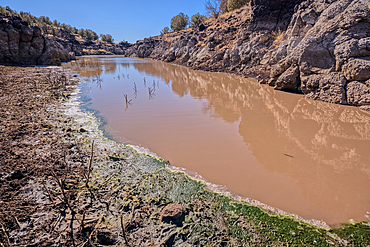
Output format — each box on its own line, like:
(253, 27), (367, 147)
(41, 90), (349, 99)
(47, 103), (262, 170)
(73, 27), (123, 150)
(120, 205), (135, 247)
(42, 180), (55, 203)
(79, 216), (102, 247)
(80, 210), (86, 232)
(85, 140), (94, 188)
(49, 213), (62, 233)
(148, 87), (155, 99)
(50, 171), (79, 218)
(120, 216), (132, 247)
(13, 216), (21, 230)
(123, 94), (132, 110)
(0, 222), (11, 247)
(123, 94), (132, 105)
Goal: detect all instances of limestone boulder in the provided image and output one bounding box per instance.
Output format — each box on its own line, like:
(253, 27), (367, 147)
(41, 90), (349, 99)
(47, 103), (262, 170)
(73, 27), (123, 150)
(346, 81), (370, 106)
(342, 58), (370, 82)
(161, 203), (185, 224)
(275, 64), (300, 91)
(301, 73), (347, 105)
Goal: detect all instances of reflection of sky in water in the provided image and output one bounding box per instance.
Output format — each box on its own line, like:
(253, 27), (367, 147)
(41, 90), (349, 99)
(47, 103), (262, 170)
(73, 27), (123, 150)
(65, 56), (370, 226)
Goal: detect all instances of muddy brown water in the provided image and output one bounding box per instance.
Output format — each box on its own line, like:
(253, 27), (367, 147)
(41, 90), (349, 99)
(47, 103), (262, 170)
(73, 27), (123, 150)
(65, 56), (370, 226)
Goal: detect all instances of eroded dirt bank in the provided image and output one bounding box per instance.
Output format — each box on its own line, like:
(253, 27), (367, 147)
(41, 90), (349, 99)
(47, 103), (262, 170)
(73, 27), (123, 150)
(1, 65), (370, 246)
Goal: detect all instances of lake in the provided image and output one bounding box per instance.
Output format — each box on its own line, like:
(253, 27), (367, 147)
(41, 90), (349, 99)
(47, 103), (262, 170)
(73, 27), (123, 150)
(65, 56), (370, 226)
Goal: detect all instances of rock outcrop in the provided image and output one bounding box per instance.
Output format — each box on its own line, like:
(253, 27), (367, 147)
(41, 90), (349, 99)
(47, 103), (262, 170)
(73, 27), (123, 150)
(125, 0), (370, 111)
(267, 0), (370, 110)
(0, 14), (71, 65)
(248, 0), (304, 31)
(52, 30), (131, 56)
(124, 1), (302, 80)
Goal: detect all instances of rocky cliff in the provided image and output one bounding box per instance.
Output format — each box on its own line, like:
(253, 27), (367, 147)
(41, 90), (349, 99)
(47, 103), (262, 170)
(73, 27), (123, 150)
(51, 28), (131, 56)
(267, 0), (370, 111)
(0, 14), (71, 65)
(125, 0), (370, 111)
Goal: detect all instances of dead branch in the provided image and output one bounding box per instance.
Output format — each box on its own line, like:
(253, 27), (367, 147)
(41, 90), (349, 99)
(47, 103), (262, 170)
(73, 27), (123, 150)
(51, 171), (74, 213)
(120, 215), (132, 247)
(80, 210), (86, 232)
(85, 140), (94, 188)
(0, 222), (11, 247)
(79, 216), (102, 247)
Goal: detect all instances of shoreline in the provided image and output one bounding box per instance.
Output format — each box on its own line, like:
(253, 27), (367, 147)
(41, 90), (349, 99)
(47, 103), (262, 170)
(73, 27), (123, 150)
(1, 64), (369, 245)
(70, 55), (370, 227)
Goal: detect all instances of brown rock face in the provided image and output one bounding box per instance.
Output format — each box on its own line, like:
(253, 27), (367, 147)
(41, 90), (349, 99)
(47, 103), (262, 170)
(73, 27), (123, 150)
(0, 14), (70, 65)
(38, 36), (70, 65)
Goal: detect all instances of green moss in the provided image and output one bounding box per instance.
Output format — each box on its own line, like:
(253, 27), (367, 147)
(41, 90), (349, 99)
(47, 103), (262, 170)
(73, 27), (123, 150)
(331, 222), (370, 246)
(196, 191), (334, 246)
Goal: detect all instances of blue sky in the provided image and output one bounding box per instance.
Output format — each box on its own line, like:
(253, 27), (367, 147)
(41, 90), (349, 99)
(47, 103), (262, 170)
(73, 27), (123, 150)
(1, 0), (206, 43)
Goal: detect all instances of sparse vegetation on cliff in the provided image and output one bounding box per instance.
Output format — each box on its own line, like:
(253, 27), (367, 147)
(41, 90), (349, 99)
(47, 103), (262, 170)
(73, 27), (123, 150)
(170, 12), (189, 32)
(0, 5), (100, 41)
(190, 12), (207, 28)
(0, 5), (132, 58)
(100, 34), (114, 43)
(160, 26), (170, 35)
(227, 0), (249, 12)
(204, 0), (224, 18)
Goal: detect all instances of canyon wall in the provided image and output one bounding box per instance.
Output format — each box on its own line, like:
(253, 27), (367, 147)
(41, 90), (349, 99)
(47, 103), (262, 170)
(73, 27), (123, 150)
(125, 0), (370, 110)
(0, 14), (71, 65)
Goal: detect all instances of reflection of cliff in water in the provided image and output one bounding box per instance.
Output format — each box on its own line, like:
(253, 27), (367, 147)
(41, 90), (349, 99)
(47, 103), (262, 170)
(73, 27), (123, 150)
(65, 57), (133, 78)
(133, 61), (370, 220)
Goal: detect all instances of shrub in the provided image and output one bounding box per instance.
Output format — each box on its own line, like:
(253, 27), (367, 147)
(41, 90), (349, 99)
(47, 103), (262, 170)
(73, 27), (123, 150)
(100, 34), (114, 43)
(170, 13), (189, 32)
(204, 0), (223, 18)
(190, 13), (206, 28)
(160, 26), (170, 35)
(220, 0), (229, 13)
(227, 0), (249, 12)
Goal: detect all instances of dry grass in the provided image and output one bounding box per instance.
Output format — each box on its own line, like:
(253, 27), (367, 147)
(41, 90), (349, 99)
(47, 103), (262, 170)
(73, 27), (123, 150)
(272, 28), (284, 48)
